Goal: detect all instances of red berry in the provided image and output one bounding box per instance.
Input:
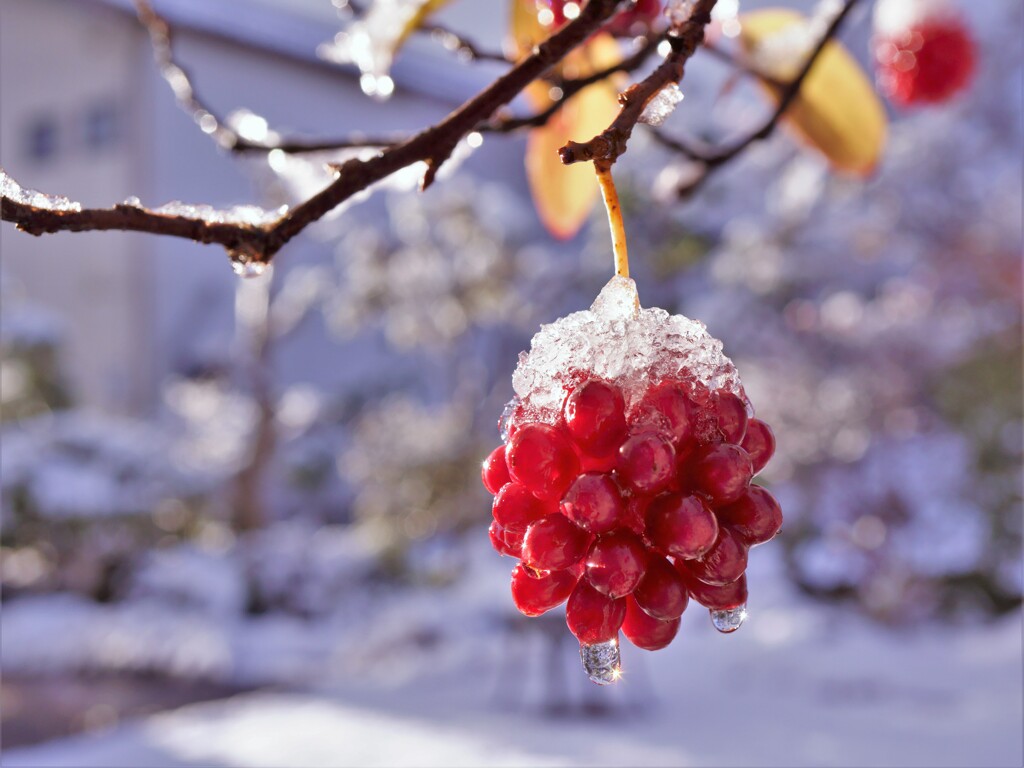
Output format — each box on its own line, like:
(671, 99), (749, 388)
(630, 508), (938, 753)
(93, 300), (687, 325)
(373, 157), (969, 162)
(566, 579), (627, 645)
(605, 0), (662, 37)
(511, 563), (578, 617)
(682, 571), (748, 610)
(646, 493), (719, 560)
(622, 596), (680, 651)
(714, 391), (748, 444)
(741, 418), (775, 474)
(492, 482), (552, 533)
(522, 513), (591, 571)
(584, 530), (647, 598)
(717, 485), (783, 546)
(622, 496), (648, 536)
(682, 526), (748, 586)
(874, 18), (975, 106)
(538, 0), (569, 28)
(563, 379), (627, 457)
(692, 443), (753, 505)
(634, 555), (689, 620)
(489, 520), (522, 558)
(481, 445), (511, 495)
(560, 473), (623, 534)
(632, 382), (692, 447)
(507, 423), (580, 502)
(618, 432), (676, 495)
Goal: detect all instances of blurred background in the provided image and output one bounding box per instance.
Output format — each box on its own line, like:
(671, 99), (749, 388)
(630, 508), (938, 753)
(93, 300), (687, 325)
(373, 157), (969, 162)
(0, 0), (1021, 765)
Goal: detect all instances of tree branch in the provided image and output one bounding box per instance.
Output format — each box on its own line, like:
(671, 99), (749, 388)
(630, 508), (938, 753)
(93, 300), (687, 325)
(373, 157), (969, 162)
(2, 0), (630, 263)
(558, 0), (718, 166)
(653, 0), (862, 192)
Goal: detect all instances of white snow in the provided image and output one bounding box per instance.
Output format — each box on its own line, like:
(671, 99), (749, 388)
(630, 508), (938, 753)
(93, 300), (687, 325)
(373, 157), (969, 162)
(640, 85), (685, 128)
(0, 168), (82, 212)
(512, 276), (742, 423)
(3, 547), (1020, 767)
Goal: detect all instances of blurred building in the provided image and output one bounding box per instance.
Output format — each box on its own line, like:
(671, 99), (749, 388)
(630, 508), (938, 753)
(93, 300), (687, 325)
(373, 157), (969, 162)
(0, 0), (522, 415)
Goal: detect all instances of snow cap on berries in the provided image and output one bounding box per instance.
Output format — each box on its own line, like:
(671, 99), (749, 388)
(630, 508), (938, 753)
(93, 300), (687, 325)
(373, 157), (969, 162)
(512, 277), (742, 423)
(873, 0), (957, 36)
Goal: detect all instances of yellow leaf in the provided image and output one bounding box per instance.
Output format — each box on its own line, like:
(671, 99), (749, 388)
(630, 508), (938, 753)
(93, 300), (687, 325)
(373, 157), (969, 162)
(524, 34), (623, 239)
(739, 9), (887, 175)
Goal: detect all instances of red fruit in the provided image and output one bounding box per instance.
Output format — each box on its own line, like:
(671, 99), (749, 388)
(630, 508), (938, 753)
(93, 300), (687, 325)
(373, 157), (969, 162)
(741, 418), (775, 474)
(560, 473), (623, 534)
(683, 527), (748, 586)
(692, 443), (753, 505)
(492, 482), (552, 533)
(632, 382), (692, 447)
(538, 0), (569, 29)
(714, 391), (748, 444)
(618, 432), (676, 495)
(646, 493), (719, 560)
(481, 446), (511, 495)
(634, 555), (689, 620)
(511, 564), (578, 617)
(622, 596), (680, 651)
(874, 18), (975, 106)
(717, 485), (783, 546)
(522, 513), (591, 571)
(606, 0), (662, 37)
(682, 571), (748, 610)
(584, 531), (647, 598)
(507, 423), (580, 502)
(566, 579), (627, 645)
(563, 379), (627, 457)
(622, 496), (648, 536)
(489, 521), (522, 558)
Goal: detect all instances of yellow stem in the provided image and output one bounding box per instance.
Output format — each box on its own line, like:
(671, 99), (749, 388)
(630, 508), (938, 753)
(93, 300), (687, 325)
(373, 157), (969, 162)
(595, 161), (629, 279)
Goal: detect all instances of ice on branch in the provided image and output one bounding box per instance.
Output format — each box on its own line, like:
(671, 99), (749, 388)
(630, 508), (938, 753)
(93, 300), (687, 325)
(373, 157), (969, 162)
(640, 84), (685, 127)
(666, 0), (701, 27)
(512, 277), (742, 423)
(318, 0), (437, 100)
(152, 201), (288, 227)
(0, 169), (82, 212)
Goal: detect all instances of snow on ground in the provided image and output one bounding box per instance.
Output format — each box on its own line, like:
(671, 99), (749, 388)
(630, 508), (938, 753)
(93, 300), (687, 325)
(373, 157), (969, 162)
(4, 538), (1021, 768)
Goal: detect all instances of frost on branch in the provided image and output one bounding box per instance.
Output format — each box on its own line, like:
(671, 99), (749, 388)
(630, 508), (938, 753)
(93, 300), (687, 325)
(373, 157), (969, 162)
(640, 84), (685, 127)
(1, 169), (82, 212)
(152, 201), (288, 227)
(512, 276), (742, 424)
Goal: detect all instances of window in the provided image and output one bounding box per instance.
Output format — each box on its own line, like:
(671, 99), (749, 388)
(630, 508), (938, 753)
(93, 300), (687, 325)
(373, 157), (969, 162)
(82, 101), (120, 151)
(24, 115), (59, 163)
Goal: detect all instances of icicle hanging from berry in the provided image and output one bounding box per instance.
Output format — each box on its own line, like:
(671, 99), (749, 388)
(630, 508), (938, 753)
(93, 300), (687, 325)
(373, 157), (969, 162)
(872, 0), (976, 106)
(481, 271), (784, 684)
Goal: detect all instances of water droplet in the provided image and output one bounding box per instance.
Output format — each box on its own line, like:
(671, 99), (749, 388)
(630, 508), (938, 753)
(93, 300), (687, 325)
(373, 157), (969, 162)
(710, 605), (747, 633)
(498, 396), (521, 444)
(580, 639), (621, 685)
(229, 251), (267, 278)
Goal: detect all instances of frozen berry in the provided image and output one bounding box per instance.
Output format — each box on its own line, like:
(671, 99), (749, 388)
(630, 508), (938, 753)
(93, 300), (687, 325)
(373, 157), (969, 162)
(741, 418), (775, 474)
(566, 579), (627, 645)
(632, 382), (692, 447)
(618, 432), (676, 495)
(560, 473), (624, 534)
(481, 446), (511, 495)
(692, 443), (753, 505)
(507, 423), (580, 502)
(585, 530), (647, 598)
(522, 513), (591, 571)
(634, 555), (689, 620)
(873, 11), (975, 106)
(682, 571), (748, 610)
(646, 493), (719, 560)
(714, 391), (748, 444)
(489, 520), (521, 558)
(606, 0), (662, 37)
(563, 379), (627, 457)
(511, 563), (578, 616)
(682, 526), (748, 586)
(717, 485), (783, 546)
(492, 482), (552, 533)
(622, 596), (680, 650)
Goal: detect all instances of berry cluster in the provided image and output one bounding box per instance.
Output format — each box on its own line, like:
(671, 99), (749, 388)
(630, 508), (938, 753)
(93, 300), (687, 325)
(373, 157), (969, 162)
(872, 1), (975, 106)
(538, 0), (663, 37)
(482, 374), (782, 683)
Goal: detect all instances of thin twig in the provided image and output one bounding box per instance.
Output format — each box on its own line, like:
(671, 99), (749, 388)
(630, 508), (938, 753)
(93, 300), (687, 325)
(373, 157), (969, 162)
(558, 0), (718, 166)
(2, 0), (630, 262)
